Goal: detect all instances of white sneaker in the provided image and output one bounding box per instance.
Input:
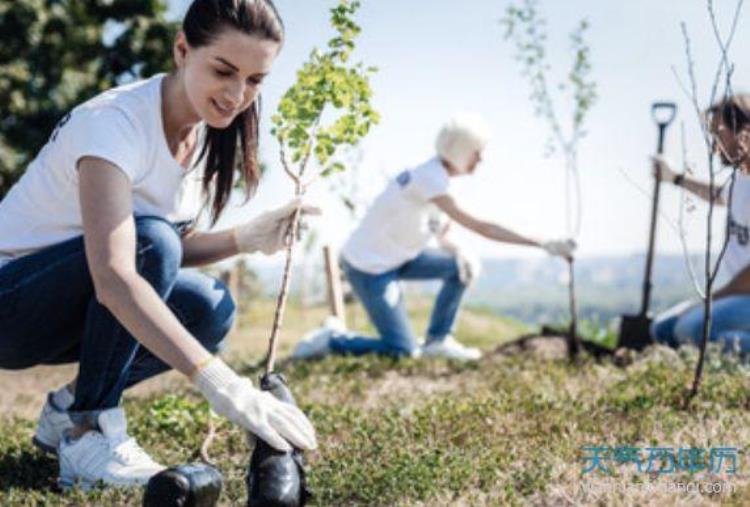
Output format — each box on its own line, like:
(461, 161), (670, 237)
(33, 387), (74, 454)
(421, 335), (482, 361)
(292, 315), (349, 359)
(322, 315), (347, 333)
(58, 407), (165, 491)
(292, 326), (334, 359)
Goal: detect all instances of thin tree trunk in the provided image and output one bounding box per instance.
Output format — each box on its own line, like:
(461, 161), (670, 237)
(689, 291), (713, 399)
(567, 258), (581, 359)
(265, 202), (303, 374)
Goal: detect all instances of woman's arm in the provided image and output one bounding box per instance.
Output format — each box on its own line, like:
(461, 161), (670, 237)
(181, 229), (239, 267)
(713, 263), (750, 300)
(653, 156), (727, 206)
(78, 156), (212, 378)
(431, 194), (542, 248)
(181, 200), (322, 267)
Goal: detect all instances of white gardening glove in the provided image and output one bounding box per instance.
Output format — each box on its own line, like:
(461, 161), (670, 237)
(233, 198), (321, 255)
(541, 239), (577, 260)
(454, 248), (481, 286)
(193, 358), (317, 452)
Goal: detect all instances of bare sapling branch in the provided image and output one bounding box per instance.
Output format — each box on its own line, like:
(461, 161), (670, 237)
(674, 0), (744, 402)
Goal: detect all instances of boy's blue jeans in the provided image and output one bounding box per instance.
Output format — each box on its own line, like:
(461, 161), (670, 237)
(0, 216), (236, 424)
(329, 249), (467, 357)
(650, 295), (750, 353)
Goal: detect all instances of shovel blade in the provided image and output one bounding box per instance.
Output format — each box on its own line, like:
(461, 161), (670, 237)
(618, 314), (654, 351)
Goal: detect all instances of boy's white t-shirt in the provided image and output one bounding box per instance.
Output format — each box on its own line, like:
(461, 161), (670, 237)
(0, 74), (206, 267)
(721, 173), (750, 280)
(341, 157), (451, 274)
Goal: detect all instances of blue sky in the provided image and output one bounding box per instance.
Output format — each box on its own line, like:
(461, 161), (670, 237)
(170, 0), (749, 261)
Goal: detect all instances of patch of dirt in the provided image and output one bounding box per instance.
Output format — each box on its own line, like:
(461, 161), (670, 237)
(492, 334), (570, 361)
(359, 370), (466, 410)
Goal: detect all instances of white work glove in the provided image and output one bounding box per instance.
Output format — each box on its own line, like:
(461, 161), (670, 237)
(541, 239), (577, 260)
(454, 248), (481, 286)
(194, 358), (317, 452)
(233, 198), (321, 255)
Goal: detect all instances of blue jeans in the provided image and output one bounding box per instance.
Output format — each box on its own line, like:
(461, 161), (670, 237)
(329, 249), (467, 357)
(650, 295), (750, 353)
(0, 216), (236, 424)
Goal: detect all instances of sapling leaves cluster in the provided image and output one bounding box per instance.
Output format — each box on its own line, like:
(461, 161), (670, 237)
(264, 0), (379, 372)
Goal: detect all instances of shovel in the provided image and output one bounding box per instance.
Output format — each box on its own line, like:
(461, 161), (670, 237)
(618, 101), (677, 350)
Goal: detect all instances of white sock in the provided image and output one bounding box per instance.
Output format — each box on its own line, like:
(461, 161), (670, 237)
(52, 384), (74, 410)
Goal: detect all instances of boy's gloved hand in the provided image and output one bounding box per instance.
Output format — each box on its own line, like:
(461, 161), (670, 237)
(193, 358), (317, 452)
(233, 199), (321, 255)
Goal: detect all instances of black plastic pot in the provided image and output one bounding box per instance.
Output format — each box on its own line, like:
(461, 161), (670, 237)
(143, 462), (223, 507)
(246, 372), (311, 507)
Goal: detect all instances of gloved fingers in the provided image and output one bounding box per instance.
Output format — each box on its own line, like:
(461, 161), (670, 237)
(248, 419), (293, 452)
(271, 198), (322, 221)
(279, 219), (292, 248)
(272, 402), (317, 449)
(268, 406), (318, 451)
(299, 203), (322, 216)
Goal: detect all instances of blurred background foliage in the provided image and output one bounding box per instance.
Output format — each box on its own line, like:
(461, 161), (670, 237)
(0, 0), (176, 199)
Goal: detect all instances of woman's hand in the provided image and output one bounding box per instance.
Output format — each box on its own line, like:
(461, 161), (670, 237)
(194, 358), (317, 452)
(652, 155), (679, 183)
(541, 239), (577, 261)
(233, 199), (321, 255)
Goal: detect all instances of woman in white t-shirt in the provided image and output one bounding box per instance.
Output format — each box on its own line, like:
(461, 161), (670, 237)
(651, 94), (750, 352)
(293, 114), (576, 362)
(0, 0), (317, 490)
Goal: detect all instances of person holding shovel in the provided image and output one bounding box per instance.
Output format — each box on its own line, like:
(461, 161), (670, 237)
(293, 113), (576, 362)
(0, 0), (318, 491)
(651, 94), (750, 352)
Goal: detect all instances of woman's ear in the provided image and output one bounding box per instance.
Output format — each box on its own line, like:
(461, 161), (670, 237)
(173, 31), (189, 68)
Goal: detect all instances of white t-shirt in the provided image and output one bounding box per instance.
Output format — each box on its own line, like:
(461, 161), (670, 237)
(341, 157), (451, 274)
(721, 173), (750, 279)
(0, 74), (206, 267)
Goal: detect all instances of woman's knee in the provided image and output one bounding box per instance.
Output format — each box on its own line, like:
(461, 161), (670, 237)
(134, 216), (183, 284)
(188, 278), (237, 353)
(673, 314), (703, 344)
(650, 315), (678, 346)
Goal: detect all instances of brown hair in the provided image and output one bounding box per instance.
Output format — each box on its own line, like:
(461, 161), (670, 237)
(183, 0), (284, 224)
(706, 93), (750, 135)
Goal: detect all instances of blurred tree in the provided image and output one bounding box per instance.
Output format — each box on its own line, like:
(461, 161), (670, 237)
(0, 0), (176, 199)
(502, 0), (597, 358)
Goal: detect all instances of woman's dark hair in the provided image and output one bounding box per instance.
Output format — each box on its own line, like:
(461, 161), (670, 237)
(183, 0), (284, 225)
(706, 93), (750, 135)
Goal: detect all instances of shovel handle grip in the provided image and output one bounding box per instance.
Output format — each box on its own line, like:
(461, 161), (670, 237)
(651, 102), (677, 127)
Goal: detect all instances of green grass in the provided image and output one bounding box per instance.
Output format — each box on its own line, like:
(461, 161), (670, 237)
(1, 302), (750, 506)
